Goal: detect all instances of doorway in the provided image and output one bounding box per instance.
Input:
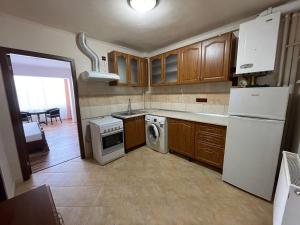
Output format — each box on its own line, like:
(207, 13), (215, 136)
(0, 47), (85, 180)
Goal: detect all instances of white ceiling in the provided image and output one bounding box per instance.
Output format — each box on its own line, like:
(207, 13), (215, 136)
(1, 0), (288, 52)
(10, 54), (70, 69)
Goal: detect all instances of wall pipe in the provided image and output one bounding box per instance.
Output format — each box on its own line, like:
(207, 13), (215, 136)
(76, 32), (100, 72)
(277, 14), (291, 86)
(260, 0), (300, 16)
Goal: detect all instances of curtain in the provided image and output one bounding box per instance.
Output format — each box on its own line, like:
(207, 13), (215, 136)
(14, 75), (69, 120)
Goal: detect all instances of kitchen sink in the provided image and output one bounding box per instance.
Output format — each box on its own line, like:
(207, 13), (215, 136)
(112, 110), (146, 118)
(118, 111), (139, 116)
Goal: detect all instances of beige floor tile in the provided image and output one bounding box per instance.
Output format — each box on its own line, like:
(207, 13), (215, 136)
(56, 207), (92, 225)
(51, 186), (101, 207)
(16, 146), (272, 225)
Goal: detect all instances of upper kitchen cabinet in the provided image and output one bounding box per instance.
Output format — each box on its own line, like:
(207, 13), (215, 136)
(201, 33), (232, 82)
(108, 51), (129, 85)
(139, 58), (148, 87)
(108, 51), (147, 87)
(128, 55), (139, 86)
(150, 51), (179, 86)
(150, 55), (163, 86)
(179, 43), (202, 84)
(164, 50), (179, 84)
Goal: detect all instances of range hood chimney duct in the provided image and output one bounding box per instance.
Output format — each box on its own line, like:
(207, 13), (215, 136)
(76, 32), (119, 82)
(77, 32), (100, 72)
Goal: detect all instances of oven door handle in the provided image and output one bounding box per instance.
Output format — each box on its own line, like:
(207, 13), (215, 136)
(101, 129), (123, 137)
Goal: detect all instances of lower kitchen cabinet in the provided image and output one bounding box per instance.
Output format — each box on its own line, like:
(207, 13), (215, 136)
(168, 118), (195, 158)
(123, 116), (146, 151)
(194, 123), (226, 168)
(168, 118), (227, 169)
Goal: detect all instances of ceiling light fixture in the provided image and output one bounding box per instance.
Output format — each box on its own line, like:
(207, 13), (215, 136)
(128, 0), (158, 13)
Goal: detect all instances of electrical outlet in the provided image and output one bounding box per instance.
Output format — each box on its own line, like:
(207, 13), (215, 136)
(196, 98), (207, 103)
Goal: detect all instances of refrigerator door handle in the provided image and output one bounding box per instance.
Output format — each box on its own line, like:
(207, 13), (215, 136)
(229, 115), (285, 123)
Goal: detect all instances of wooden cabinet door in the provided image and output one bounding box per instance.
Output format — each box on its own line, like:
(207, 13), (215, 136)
(124, 116), (145, 151)
(164, 50), (179, 84)
(139, 58), (148, 87)
(179, 43), (201, 84)
(150, 55), (164, 86)
(168, 118), (195, 158)
(194, 123), (226, 168)
(128, 55), (139, 86)
(135, 116), (146, 145)
(108, 51), (129, 85)
(201, 33), (231, 82)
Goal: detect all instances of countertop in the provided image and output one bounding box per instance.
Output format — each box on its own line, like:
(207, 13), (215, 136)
(112, 109), (228, 126)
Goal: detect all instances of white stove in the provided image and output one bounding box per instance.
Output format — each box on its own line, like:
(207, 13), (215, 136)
(90, 116), (124, 165)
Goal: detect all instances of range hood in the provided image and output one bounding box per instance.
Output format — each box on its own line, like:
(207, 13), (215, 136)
(76, 32), (119, 82)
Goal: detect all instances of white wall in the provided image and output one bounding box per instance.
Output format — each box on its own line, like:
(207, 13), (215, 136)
(11, 64), (71, 78)
(0, 13), (144, 74)
(0, 140), (15, 198)
(0, 67), (22, 198)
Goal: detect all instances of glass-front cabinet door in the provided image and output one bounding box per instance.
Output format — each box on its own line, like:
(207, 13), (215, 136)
(116, 53), (128, 84)
(164, 50), (179, 84)
(150, 55), (163, 85)
(129, 56), (139, 86)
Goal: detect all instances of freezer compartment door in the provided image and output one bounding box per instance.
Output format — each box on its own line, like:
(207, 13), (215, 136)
(222, 116), (285, 200)
(228, 87), (290, 120)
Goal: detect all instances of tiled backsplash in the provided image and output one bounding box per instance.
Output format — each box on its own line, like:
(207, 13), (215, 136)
(145, 93), (229, 115)
(79, 94), (144, 119)
(79, 92), (229, 121)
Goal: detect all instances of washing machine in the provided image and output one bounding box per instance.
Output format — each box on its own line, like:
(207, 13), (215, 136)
(145, 115), (168, 154)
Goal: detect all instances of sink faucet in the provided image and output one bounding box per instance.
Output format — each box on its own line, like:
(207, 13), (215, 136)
(127, 98), (132, 114)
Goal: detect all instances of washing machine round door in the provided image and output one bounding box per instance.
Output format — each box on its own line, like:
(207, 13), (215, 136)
(147, 123), (160, 146)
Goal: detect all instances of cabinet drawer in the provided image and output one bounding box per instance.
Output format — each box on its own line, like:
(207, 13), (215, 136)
(195, 141), (224, 168)
(195, 132), (225, 147)
(196, 123), (226, 137)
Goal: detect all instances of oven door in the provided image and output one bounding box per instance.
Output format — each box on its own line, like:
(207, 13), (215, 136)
(101, 130), (124, 156)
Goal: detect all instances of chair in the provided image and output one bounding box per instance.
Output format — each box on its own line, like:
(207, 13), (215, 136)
(20, 112), (32, 123)
(45, 108), (62, 125)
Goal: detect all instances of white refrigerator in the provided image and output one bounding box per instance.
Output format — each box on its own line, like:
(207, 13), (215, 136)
(222, 87), (290, 201)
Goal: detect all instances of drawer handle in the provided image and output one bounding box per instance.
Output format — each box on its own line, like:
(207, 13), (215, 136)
(203, 148), (215, 154)
(240, 63), (253, 69)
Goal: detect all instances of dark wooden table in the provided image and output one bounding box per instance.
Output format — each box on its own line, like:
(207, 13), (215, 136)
(0, 185), (61, 225)
(28, 109), (47, 124)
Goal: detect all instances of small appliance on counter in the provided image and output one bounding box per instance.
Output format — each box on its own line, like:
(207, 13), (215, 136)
(90, 116), (124, 165)
(222, 87), (290, 201)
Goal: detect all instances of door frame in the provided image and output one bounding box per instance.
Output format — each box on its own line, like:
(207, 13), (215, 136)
(0, 47), (85, 181)
(0, 170), (7, 202)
